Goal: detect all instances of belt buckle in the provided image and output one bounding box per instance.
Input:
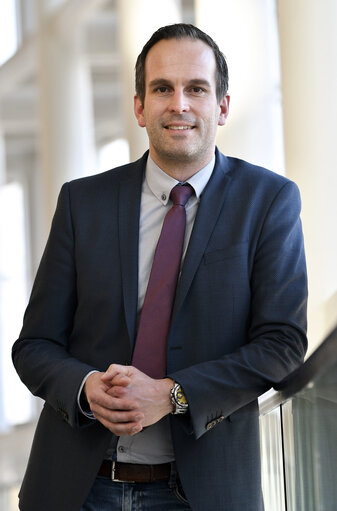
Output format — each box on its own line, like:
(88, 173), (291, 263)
(111, 461), (135, 483)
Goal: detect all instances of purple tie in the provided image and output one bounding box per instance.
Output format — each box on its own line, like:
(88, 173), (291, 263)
(132, 184), (194, 378)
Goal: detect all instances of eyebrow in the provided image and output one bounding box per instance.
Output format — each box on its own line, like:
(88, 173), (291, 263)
(148, 78), (212, 89)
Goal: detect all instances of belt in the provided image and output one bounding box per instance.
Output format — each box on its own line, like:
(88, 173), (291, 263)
(98, 460), (171, 483)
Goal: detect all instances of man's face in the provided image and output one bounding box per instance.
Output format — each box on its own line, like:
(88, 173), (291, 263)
(134, 38), (229, 173)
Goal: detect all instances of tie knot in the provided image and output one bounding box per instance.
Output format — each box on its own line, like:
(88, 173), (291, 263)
(170, 184), (194, 207)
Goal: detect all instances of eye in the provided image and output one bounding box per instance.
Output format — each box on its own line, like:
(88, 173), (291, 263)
(154, 86), (171, 94)
(188, 86), (206, 96)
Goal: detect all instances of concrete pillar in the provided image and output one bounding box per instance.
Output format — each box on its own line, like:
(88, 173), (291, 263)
(117, 0), (182, 162)
(195, 0), (285, 174)
(0, 129), (6, 185)
(37, 0), (97, 223)
(0, 129), (5, 430)
(278, 0), (337, 352)
(15, 0), (39, 39)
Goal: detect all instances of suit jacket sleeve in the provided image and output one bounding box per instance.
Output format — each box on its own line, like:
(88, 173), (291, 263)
(169, 180), (308, 439)
(12, 183), (97, 428)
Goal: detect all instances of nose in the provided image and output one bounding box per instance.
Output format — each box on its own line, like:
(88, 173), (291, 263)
(168, 90), (190, 114)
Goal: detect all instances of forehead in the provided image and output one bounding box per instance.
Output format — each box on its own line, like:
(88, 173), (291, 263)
(144, 38), (217, 84)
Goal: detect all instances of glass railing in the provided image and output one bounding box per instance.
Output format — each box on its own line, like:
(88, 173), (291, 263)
(260, 325), (337, 511)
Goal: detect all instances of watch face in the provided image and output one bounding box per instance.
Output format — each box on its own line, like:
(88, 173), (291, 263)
(171, 384), (188, 414)
(175, 386), (188, 406)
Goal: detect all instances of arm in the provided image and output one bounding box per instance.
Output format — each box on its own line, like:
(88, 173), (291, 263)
(12, 184), (98, 427)
(170, 180), (308, 438)
(12, 183), (169, 434)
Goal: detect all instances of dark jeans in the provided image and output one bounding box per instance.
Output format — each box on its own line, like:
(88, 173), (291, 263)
(81, 464), (191, 511)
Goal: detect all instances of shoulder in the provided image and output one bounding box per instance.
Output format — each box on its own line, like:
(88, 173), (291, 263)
(217, 149), (287, 183)
(66, 152), (148, 193)
(214, 150), (302, 219)
(54, 153), (147, 213)
(216, 149), (300, 197)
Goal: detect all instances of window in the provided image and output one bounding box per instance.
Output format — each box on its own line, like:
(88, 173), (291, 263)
(0, 1), (18, 66)
(0, 183), (33, 429)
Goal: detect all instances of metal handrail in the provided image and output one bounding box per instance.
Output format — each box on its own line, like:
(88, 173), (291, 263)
(275, 324), (337, 397)
(259, 324), (337, 415)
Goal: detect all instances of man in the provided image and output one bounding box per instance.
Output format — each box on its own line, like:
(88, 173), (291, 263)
(13, 23), (307, 511)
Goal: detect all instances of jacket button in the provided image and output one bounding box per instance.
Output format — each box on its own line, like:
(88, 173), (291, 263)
(206, 415), (225, 430)
(206, 420), (216, 430)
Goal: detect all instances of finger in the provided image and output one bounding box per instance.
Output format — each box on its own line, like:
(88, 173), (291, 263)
(84, 372), (115, 406)
(106, 376), (132, 396)
(90, 394), (139, 414)
(95, 413), (143, 436)
(102, 375), (131, 389)
(106, 383), (131, 398)
(103, 364), (132, 381)
(111, 375), (131, 386)
(92, 407), (143, 423)
(86, 380), (138, 412)
(106, 409), (144, 424)
(93, 408), (144, 432)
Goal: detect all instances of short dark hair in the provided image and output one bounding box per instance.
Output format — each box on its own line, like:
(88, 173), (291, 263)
(135, 23), (229, 105)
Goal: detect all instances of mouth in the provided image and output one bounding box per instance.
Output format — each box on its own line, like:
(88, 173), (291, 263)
(164, 125), (195, 131)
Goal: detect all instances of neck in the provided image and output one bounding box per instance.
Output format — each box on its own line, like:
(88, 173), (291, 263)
(149, 153), (214, 181)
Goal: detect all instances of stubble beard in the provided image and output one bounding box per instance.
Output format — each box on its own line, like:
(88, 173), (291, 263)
(147, 112), (219, 168)
(148, 126), (207, 167)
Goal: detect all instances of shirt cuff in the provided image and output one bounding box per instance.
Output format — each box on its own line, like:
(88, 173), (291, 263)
(77, 370), (99, 419)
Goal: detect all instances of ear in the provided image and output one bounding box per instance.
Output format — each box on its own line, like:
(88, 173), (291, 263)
(134, 95), (146, 127)
(218, 95), (230, 126)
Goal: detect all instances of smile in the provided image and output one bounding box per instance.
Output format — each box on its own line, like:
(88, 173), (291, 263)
(164, 125), (195, 130)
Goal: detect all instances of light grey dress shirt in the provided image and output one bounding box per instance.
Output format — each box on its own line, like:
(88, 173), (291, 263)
(80, 154), (215, 464)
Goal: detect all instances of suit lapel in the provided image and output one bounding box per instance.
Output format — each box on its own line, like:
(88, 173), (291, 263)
(172, 151), (232, 318)
(118, 153), (147, 348)
(118, 150), (232, 347)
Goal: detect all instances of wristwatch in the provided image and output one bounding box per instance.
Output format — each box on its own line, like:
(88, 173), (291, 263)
(170, 382), (188, 415)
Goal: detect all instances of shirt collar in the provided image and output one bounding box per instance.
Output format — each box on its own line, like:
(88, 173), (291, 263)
(146, 155), (215, 205)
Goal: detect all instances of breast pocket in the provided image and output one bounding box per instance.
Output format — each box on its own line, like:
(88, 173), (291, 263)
(204, 241), (249, 265)
(203, 241), (250, 300)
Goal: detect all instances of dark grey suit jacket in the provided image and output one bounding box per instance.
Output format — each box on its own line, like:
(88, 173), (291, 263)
(13, 149), (307, 510)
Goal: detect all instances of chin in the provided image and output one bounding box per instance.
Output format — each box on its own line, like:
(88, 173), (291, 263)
(159, 146), (200, 162)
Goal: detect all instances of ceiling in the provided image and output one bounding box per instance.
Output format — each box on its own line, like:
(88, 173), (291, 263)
(0, 0), (194, 173)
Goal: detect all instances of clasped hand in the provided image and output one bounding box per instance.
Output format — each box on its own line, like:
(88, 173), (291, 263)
(84, 364), (174, 436)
